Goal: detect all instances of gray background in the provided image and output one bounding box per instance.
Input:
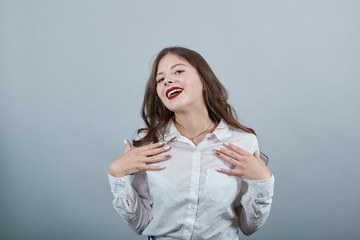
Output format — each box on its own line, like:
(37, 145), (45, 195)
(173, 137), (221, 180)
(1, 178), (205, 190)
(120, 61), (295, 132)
(1, 0), (359, 239)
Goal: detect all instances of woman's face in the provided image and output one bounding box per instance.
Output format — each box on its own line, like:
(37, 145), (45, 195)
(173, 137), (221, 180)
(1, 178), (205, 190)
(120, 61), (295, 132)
(156, 54), (205, 113)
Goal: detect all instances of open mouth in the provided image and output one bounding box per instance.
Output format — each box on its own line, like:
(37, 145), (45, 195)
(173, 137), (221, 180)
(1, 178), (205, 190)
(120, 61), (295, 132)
(166, 87), (183, 100)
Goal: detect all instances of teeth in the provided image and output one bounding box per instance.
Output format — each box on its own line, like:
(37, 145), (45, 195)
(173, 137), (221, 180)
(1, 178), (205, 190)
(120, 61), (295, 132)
(167, 89), (183, 98)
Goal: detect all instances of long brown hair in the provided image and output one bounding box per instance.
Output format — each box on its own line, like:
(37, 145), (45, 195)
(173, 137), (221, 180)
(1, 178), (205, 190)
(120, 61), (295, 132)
(133, 47), (256, 147)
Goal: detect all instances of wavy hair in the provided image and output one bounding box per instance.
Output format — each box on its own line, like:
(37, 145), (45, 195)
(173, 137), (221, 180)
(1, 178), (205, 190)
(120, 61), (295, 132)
(133, 47), (256, 147)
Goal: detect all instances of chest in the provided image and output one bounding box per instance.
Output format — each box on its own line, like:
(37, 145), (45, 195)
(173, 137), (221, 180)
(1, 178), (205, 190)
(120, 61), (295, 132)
(146, 139), (251, 205)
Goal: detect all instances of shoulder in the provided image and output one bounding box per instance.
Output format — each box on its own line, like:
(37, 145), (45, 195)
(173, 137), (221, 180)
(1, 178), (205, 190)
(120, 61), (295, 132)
(229, 127), (259, 153)
(133, 129), (150, 148)
(135, 129), (148, 141)
(230, 127), (258, 143)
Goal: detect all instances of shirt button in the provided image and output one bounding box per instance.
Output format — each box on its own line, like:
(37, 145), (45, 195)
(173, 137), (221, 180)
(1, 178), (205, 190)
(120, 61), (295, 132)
(119, 182), (126, 189)
(190, 205), (196, 210)
(186, 225), (192, 230)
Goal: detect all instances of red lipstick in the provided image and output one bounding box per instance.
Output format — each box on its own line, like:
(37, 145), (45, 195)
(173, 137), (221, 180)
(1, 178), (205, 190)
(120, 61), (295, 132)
(166, 87), (184, 100)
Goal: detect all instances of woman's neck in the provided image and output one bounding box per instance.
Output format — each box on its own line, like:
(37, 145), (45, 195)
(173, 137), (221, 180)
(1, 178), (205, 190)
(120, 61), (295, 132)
(174, 107), (216, 145)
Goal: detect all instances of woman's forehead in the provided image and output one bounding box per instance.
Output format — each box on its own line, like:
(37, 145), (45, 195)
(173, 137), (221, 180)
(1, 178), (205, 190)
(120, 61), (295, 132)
(157, 54), (189, 72)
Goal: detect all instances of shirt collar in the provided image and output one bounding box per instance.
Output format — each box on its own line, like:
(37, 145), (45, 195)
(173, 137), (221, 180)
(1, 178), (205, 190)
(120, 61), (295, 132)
(212, 119), (232, 141)
(163, 120), (180, 142)
(163, 119), (232, 142)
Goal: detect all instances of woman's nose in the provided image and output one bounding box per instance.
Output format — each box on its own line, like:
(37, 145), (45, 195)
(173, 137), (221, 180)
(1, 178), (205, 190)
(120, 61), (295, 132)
(164, 78), (173, 86)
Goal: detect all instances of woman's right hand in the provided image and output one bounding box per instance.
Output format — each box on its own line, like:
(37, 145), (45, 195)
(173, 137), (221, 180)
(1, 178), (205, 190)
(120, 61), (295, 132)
(108, 139), (172, 178)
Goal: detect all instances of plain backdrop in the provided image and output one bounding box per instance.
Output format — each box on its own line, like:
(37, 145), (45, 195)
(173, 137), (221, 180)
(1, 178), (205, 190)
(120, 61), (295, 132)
(1, 0), (359, 239)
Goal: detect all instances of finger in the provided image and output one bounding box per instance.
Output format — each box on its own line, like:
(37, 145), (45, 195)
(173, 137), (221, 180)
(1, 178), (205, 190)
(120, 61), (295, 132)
(139, 141), (165, 151)
(223, 142), (250, 156)
(143, 145), (171, 156)
(123, 139), (132, 153)
(215, 147), (244, 161)
(145, 165), (166, 171)
(216, 168), (242, 177)
(253, 150), (261, 160)
(145, 154), (172, 163)
(215, 151), (240, 167)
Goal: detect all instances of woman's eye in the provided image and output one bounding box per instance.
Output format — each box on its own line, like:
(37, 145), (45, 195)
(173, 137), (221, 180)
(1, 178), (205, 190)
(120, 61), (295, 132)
(157, 78), (164, 83)
(174, 70), (184, 75)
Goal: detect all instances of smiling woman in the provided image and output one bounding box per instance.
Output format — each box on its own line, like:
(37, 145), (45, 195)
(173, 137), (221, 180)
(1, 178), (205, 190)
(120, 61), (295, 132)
(156, 54), (205, 115)
(107, 47), (274, 239)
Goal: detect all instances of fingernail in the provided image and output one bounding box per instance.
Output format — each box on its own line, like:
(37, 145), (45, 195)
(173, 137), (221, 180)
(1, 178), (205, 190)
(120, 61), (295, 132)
(216, 168), (222, 172)
(166, 155), (171, 159)
(215, 147), (221, 151)
(224, 142), (230, 146)
(159, 165), (166, 169)
(158, 141), (164, 145)
(123, 139), (127, 144)
(164, 146), (170, 150)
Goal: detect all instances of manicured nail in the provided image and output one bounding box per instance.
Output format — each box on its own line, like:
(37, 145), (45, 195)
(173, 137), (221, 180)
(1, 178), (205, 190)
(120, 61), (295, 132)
(216, 168), (222, 172)
(224, 142), (230, 146)
(158, 141), (164, 145)
(158, 165), (166, 169)
(124, 139), (127, 144)
(215, 147), (221, 151)
(164, 146), (170, 150)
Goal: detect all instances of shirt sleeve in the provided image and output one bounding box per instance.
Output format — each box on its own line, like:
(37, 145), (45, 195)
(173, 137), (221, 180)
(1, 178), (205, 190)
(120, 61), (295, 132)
(236, 174), (275, 235)
(108, 171), (153, 234)
(236, 135), (275, 235)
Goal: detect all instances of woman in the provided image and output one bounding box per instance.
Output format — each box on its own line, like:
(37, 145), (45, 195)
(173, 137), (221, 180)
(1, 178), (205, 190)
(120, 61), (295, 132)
(108, 47), (274, 239)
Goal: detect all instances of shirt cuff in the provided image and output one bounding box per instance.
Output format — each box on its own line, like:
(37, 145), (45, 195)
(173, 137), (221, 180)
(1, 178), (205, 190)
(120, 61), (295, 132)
(241, 174), (275, 198)
(108, 172), (132, 194)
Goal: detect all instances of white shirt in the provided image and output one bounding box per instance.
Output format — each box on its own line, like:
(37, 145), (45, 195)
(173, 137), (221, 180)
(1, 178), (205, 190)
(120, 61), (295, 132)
(108, 119), (274, 239)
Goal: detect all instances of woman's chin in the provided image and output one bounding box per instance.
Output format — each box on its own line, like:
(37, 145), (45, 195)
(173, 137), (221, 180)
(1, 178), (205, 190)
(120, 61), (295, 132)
(163, 99), (185, 112)
(166, 105), (184, 113)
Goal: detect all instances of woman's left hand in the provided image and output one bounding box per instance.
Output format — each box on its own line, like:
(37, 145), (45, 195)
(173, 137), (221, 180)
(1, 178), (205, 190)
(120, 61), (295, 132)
(215, 142), (272, 180)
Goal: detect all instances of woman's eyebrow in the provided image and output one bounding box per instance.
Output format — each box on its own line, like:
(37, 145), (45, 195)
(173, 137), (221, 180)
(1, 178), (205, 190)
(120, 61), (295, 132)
(156, 63), (187, 76)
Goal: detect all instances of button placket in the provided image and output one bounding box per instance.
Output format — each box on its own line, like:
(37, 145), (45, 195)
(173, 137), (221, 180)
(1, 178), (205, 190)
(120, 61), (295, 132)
(183, 147), (201, 239)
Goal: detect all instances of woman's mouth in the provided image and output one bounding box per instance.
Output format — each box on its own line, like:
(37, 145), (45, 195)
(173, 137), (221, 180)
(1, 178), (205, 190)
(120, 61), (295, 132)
(166, 87), (183, 100)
